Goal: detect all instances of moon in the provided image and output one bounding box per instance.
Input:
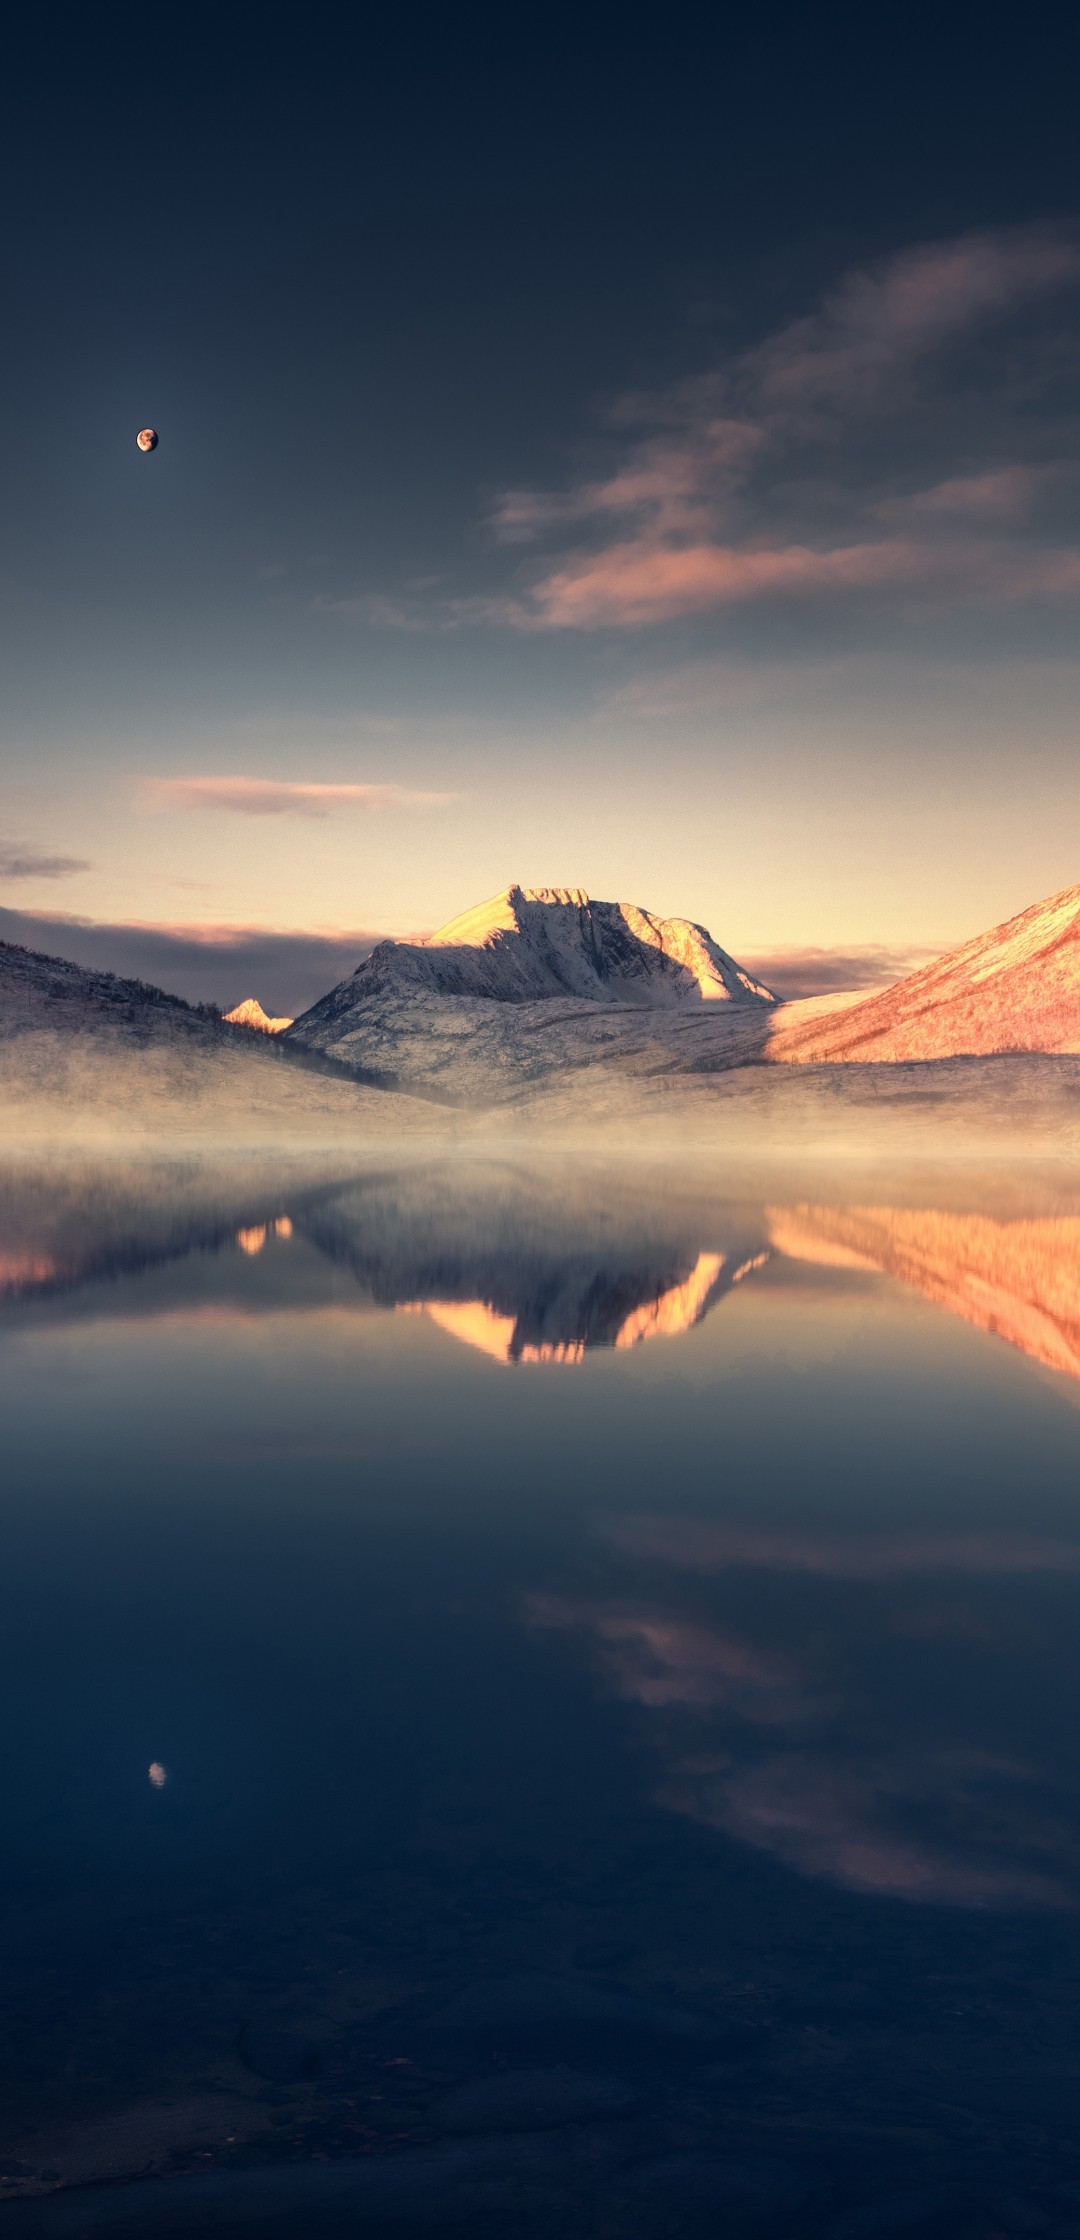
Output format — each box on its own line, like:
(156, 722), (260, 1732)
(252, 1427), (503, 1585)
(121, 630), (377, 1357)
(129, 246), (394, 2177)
(136, 427), (159, 453)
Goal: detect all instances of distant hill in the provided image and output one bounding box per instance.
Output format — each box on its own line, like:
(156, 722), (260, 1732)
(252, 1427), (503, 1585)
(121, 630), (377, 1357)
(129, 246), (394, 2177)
(0, 937), (228, 1043)
(0, 938), (430, 1143)
(770, 883), (1080, 1065)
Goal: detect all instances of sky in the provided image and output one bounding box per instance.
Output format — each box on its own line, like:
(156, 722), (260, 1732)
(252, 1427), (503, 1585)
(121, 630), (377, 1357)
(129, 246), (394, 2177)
(2, 1), (1080, 1013)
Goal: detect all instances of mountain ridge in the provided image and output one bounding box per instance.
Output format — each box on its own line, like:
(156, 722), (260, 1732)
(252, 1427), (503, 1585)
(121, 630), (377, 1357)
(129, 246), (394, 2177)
(769, 880), (1080, 1065)
(291, 885), (774, 1024)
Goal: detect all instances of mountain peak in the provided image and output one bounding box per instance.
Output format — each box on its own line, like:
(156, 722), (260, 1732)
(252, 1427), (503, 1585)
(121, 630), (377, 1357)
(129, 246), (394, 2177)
(388, 884), (775, 1006)
(223, 997), (294, 1034)
(413, 885), (592, 953)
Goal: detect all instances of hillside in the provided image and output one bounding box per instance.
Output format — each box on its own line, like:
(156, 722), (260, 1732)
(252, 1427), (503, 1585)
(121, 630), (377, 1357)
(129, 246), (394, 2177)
(0, 939), (435, 1145)
(769, 882), (1080, 1065)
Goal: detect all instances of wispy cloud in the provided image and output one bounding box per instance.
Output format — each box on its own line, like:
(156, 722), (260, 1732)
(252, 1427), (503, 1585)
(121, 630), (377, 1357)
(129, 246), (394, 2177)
(740, 227), (1080, 418)
(605, 1517), (1080, 1579)
(369, 222), (1080, 634)
(0, 845), (91, 879)
(527, 1597), (808, 1721)
(675, 1751), (1066, 1907)
(530, 1582), (1069, 1907)
(739, 945), (937, 999)
(140, 776), (457, 816)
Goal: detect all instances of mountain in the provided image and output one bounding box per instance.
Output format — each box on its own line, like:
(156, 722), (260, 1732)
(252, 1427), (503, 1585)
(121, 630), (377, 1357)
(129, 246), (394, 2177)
(6, 877), (1080, 1142)
(224, 997), (295, 1033)
(769, 881), (1080, 1065)
(286, 885), (774, 1090)
(295, 886), (773, 1013)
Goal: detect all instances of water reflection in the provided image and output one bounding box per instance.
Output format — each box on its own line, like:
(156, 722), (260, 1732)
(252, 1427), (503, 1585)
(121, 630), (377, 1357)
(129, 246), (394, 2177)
(769, 1202), (1080, 1383)
(397, 1250), (741, 1364)
(3, 1154), (1080, 2232)
(3, 1161), (1079, 1394)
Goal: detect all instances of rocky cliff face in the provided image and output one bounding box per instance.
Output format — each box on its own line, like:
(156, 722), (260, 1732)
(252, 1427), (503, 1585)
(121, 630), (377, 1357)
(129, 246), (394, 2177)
(769, 881), (1080, 1065)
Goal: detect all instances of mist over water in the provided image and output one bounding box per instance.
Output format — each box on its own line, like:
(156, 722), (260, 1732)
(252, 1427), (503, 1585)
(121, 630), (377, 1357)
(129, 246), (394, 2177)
(3, 1151), (1080, 2238)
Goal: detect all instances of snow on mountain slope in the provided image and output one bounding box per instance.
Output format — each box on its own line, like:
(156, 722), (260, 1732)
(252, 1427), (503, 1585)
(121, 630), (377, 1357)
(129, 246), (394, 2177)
(294, 886), (771, 1018)
(768, 882), (1080, 1065)
(286, 885), (774, 1087)
(408, 887), (773, 1003)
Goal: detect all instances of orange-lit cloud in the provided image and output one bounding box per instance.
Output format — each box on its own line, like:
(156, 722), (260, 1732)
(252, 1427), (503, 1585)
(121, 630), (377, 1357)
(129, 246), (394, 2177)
(412, 223), (1080, 633)
(742, 227), (1080, 415)
(526, 537), (928, 629)
(525, 536), (1080, 631)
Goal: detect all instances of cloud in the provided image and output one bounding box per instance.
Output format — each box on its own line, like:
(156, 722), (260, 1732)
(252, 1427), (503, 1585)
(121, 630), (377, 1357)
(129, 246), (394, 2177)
(488, 421), (764, 546)
(524, 533), (1080, 630)
(529, 1572), (1077, 1909)
(742, 227), (1080, 417)
(140, 776), (457, 816)
(604, 1517), (1080, 1580)
(0, 845), (91, 880)
(899, 465), (1073, 522)
(738, 945), (937, 999)
(384, 221), (1080, 633)
(0, 905), (389, 1015)
(526, 536), (934, 629)
(674, 1752), (1066, 1907)
(527, 1598), (808, 1721)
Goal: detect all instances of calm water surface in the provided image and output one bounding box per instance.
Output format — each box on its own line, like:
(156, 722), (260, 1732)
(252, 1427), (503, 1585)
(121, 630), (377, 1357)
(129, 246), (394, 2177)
(2, 1154), (1080, 2238)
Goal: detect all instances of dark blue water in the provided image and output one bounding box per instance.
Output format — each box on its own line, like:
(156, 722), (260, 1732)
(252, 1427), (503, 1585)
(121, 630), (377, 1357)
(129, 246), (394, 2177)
(2, 1156), (1080, 2237)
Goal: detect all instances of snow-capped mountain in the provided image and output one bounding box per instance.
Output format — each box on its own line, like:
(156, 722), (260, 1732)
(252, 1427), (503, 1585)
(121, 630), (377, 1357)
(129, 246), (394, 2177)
(285, 885), (774, 1088)
(296, 886), (772, 1014)
(770, 880), (1080, 1064)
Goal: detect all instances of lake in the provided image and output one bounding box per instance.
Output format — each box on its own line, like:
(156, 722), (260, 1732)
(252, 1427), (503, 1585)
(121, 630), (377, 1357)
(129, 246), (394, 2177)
(2, 1150), (1080, 2238)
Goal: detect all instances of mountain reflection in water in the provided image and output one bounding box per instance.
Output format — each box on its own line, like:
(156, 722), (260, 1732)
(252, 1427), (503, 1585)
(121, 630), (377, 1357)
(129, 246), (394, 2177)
(5, 1159), (1078, 1391)
(3, 1154), (1080, 2236)
(769, 1203), (1080, 1384)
